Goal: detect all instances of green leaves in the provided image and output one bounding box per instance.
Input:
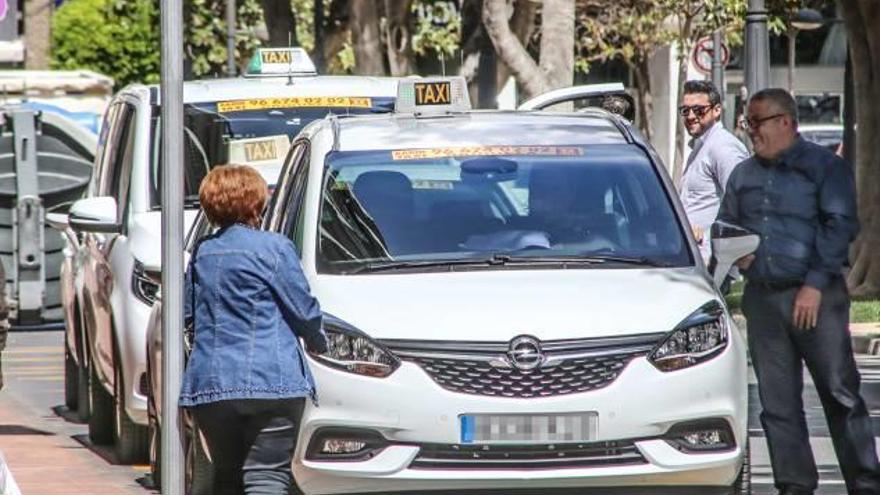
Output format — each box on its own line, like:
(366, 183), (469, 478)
(51, 0), (265, 87)
(51, 0), (160, 87)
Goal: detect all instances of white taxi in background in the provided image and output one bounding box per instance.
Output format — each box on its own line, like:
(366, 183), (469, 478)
(51, 47), (400, 466)
(244, 78), (755, 494)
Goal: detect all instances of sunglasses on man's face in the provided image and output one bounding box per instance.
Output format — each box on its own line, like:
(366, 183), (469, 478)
(678, 104), (716, 118)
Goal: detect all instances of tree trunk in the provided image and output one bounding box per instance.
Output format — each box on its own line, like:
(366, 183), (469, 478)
(322, 0), (351, 73)
(671, 43), (689, 184)
(349, 0), (385, 75)
(631, 59), (654, 144)
(840, 0), (880, 298)
(482, 0), (549, 98)
(260, 0), (297, 47)
(25, 0), (52, 69)
(383, 0), (414, 76)
(538, 0), (574, 90)
(496, 0), (538, 89)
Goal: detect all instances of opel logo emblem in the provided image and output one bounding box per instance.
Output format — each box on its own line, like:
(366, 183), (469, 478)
(507, 336), (544, 371)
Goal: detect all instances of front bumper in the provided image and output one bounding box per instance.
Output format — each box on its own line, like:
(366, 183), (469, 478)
(293, 336), (748, 495)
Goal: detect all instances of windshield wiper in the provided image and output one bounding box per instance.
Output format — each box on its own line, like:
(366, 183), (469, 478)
(567, 254), (673, 267)
(342, 254), (606, 274)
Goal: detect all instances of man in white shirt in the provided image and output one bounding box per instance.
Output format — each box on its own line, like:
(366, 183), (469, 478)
(678, 80), (749, 260)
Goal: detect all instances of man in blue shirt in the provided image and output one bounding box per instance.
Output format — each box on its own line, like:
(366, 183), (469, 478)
(718, 88), (880, 495)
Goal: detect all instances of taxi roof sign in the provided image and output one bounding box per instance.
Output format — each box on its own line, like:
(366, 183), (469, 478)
(395, 76), (471, 117)
(245, 48), (317, 77)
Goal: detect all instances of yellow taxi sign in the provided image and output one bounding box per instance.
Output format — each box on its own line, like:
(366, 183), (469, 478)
(217, 96), (372, 113)
(413, 81), (451, 106)
(396, 76), (470, 116)
(245, 47), (317, 77)
(228, 135), (290, 166)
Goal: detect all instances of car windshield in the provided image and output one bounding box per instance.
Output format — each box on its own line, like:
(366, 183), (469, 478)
(151, 97), (395, 208)
(315, 144), (691, 274)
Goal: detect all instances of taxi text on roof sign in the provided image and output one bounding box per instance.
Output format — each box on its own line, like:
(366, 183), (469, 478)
(414, 81), (451, 106)
(246, 47), (317, 77)
(391, 146), (584, 161)
(395, 76), (470, 117)
(217, 96), (373, 113)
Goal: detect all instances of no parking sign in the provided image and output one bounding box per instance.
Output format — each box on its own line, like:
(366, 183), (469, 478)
(692, 36), (730, 75)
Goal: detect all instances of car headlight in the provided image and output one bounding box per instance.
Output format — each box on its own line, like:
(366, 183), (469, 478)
(648, 301), (728, 372)
(132, 260), (160, 305)
(309, 315), (400, 378)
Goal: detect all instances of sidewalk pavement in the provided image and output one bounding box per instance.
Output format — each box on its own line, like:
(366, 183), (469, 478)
(0, 392), (151, 494)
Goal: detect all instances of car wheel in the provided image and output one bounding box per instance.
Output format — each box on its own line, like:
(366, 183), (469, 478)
(88, 363), (114, 445)
(732, 438), (751, 495)
(148, 398), (161, 489)
(64, 334), (78, 410)
(185, 419), (213, 495)
(113, 342), (149, 464)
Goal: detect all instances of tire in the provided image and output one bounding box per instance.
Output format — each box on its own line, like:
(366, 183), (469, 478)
(732, 438), (751, 495)
(64, 335), (78, 410)
(113, 343), (149, 464)
(186, 420), (213, 495)
(88, 364), (114, 445)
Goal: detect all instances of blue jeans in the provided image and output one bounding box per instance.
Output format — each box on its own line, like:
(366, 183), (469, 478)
(194, 398), (306, 495)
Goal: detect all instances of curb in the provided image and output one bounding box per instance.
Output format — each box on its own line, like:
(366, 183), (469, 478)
(851, 324), (880, 355)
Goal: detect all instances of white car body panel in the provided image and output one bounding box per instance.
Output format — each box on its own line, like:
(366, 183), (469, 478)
(264, 109), (750, 492)
(74, 76), (401, 430)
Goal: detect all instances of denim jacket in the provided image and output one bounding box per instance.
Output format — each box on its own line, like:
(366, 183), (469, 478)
(179, 224), (327, 407)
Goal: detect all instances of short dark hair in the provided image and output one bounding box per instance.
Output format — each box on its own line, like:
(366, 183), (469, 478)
(749, 88), (799, 123)
(199, 164), (268, 228)
(683, 80), (722, 107)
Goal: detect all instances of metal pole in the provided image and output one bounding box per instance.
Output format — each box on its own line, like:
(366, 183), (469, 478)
(744, 0), (770, 97)
(160, 0), (185, 493)
(711, 29), (725, 103)
(787, 29), (796, 94)
(227, 0), (236, 76)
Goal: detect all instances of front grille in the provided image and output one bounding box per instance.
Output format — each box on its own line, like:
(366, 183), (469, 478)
(383, 334), (665, 399)
(412, 353), (637, 397)
(410, 440), (647, 469)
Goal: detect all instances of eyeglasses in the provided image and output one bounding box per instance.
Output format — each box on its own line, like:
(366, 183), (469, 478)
(741, 113), (785, 131)
(678, 104), (715, 117)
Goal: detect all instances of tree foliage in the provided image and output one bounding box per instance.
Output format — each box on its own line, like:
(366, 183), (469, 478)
(51, 0), (160, 87)
(185, 0), (264, 77)
(52, 0), (267, 86)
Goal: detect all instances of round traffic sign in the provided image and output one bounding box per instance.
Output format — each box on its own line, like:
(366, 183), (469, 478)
(692, 36), (730, 75)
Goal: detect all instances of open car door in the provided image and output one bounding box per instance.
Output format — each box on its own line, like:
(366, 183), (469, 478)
(518, 82), (635, 121)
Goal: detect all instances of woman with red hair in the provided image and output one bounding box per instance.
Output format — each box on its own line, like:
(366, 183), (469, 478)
(180, 164), (327, 494)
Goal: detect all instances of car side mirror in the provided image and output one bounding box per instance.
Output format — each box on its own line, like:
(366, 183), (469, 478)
(46, 212), (81, 249)
(69, 196), (121, 234)
(709, 221), (760, 289)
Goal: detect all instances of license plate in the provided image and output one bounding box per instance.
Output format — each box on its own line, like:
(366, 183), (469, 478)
(460, 413), (598, 444)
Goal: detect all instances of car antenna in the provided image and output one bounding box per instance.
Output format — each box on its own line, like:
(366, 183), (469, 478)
(287, 32), (295, 86)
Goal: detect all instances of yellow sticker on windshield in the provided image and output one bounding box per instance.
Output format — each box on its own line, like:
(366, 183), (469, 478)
(391, 146), (584, 161)
(217, 96), (373, 113)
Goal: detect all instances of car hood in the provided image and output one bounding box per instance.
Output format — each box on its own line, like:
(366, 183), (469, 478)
(311, 267), (720, 341)
(130, 210), (199, 271)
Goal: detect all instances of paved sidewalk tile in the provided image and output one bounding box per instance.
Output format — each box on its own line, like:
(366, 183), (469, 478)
(0, 393), (151, 494)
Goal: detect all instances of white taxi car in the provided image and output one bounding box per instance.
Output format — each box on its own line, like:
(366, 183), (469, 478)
(52, 48), (400, 464)
(258, 78), (754, 493)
